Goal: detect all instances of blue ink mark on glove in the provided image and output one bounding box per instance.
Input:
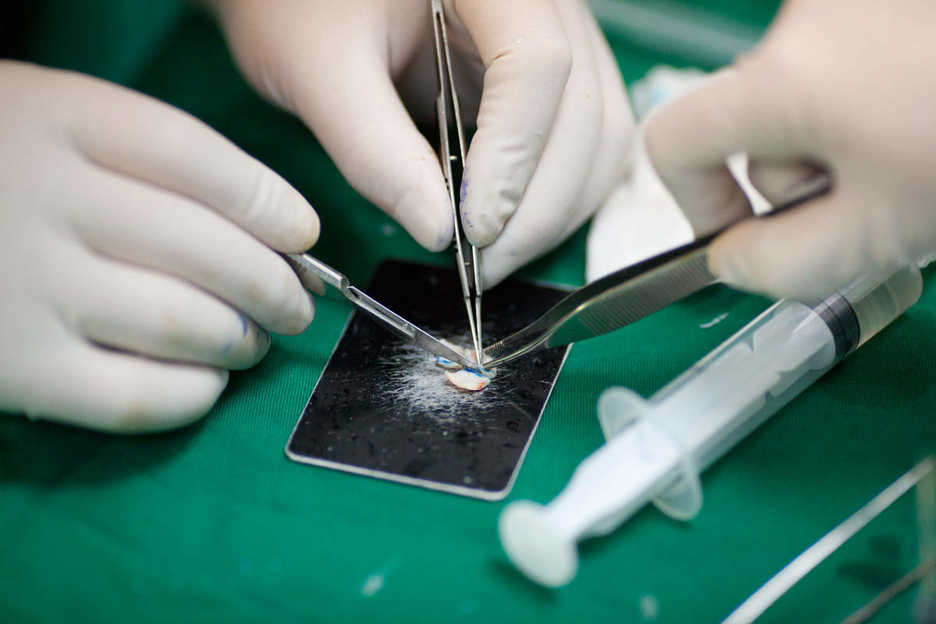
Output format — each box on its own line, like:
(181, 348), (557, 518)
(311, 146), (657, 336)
(459, 174), (469, 205)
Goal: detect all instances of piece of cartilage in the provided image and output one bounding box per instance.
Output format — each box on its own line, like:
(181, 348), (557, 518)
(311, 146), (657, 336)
(436, 340), (496, 386)
(445, 368), (491, 392)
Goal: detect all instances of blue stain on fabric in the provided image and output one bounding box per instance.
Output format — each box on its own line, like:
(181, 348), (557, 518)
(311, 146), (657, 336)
(238, 313), (248, 335)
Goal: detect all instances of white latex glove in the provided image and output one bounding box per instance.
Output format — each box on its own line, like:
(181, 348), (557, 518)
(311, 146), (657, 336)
(211, 0), (635, 287)
(0, 61), (319, 433)
(645, 0), (936, 301)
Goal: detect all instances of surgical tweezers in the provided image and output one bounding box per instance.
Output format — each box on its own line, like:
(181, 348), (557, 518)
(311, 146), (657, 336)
(482, 176), (832, 369)
(283, 254), (476, 370)
(431, 0), (484, 366)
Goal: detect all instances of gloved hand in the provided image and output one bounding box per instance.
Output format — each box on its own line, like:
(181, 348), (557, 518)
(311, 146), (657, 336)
(0, 61), (319, 433)
(210, 0), (634, 288)
(645, 0), (936, 301)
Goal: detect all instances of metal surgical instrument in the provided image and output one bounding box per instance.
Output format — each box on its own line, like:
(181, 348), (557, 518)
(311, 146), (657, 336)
(283, 253), (476, 369)
(482, 175), (831, 369)
(431, 0), (483, 366)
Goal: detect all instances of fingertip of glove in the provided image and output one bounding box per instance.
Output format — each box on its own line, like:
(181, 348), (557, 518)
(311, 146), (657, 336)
(283, 290), (316, 335)
(111, 366), (230, 434)
(461, 189), (516, 247)
(707, 222), (774, 296)
(281, 192), (321, 252)
(302, 206), (321, 250)
(257, 262), (317, 336)
(708, 223), (832, 301)
(391, 181), (453, 253)
(706, 245), (746, 292)
(460, 171), (522, 248)
(427, 221), (455, 253)
(202, 367), (231, 400)
(156, 367), (230, 432)
(463, 213), (501, 248)
(410, 216), (452, 253)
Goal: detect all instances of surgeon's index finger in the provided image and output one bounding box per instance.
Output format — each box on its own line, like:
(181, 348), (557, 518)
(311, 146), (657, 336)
(644, 63), (811, 234)
(277, 16), (454, 252)
(67, 72), (319, 253)
(453, 0), (572, 247)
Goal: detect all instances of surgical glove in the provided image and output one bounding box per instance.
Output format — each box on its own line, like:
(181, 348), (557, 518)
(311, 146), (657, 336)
(211, 0), (635, 287)
(645, 0), (936, 301)
(0, 61), (319, 433)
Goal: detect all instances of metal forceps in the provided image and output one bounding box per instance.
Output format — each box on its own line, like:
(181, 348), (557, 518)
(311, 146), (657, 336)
(482, 176), (832, 369)
(431, 0), (483, 366)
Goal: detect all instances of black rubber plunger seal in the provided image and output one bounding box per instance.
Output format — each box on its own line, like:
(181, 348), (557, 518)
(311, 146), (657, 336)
(812, 294), (861, 360)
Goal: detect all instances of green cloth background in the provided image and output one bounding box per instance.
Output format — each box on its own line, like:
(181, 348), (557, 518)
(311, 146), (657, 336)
(2, 2), (934, 622)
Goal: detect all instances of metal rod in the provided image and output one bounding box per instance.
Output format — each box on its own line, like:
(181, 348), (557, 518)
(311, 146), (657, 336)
(840, 558), (936, 624)
(724, 457), (935, 624)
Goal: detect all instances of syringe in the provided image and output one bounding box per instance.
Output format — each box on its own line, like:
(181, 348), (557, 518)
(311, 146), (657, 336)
(499, 265), (923, 588)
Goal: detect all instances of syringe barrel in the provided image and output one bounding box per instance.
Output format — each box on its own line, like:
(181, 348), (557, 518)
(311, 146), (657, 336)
(649, 264), (922, 475)
(502, 266), (924, 582)
(838, 264), (923, 348)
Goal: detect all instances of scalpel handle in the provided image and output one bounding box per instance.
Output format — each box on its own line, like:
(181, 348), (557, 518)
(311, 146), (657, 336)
(281, 253), (477, 369)
(282, 253), (347, 292)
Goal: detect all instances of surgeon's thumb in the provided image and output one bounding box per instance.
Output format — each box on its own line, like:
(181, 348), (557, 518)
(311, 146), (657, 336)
(645, 64), (851, 299)
(708, 188), (897, 301)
